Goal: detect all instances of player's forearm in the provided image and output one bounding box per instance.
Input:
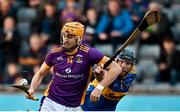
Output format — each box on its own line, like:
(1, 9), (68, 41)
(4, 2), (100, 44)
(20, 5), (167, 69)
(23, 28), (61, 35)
(29, 71), (46, 92)
(29, 62), (51, 93)
(99, 62), (121, 88)
(29, 71), (45, 93)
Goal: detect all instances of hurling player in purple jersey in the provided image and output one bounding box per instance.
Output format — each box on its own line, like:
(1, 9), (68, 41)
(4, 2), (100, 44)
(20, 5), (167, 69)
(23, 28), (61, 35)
(25, 22), (122, 111)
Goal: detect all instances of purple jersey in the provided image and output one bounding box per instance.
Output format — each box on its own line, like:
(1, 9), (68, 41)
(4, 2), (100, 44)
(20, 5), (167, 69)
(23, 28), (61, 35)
(45, 43), (104, 107)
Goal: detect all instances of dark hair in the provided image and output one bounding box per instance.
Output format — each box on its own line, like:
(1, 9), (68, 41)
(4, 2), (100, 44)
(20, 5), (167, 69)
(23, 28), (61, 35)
(163, 35), (175, 43)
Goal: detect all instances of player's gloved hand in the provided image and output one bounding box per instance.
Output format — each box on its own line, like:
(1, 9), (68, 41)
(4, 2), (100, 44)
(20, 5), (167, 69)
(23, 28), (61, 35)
(90, 87), (102, 102)
(94, 64), (105, 81)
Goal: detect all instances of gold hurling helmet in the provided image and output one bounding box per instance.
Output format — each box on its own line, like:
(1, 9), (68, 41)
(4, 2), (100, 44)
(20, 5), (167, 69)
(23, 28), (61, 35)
(61, 22), (85, 38)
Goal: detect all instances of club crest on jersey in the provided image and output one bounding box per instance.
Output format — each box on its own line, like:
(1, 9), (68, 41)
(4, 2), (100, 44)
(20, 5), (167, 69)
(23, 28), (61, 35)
(65, 68), (71, 74)
(76, 54), (83, 63)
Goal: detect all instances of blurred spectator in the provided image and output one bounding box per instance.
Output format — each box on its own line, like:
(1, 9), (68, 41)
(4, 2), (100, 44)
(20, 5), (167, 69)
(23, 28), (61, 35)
(124, 0), (147, 27)
(3, 62), (20, 84)
(19, 33), (47, 78)
(0, 17), (21, 72)
(156, 37), (180, 85)
(28, 0), (43, 33)
(60, 0), (82, 24)
(81, 0), (106, 15)
(0, 0), (17, 27)
(28, 0), (41, 8)
(136, 1), (175, 62)
(84, 8), (99, 46)
(41, 2), (60, 44)
(96, 0), (133, 50)
(40, 33), (50, 48)
(157, 0), (178, 42)
(138, 1), (161, 45)
(26, 0), (48, 34)
(161, 0), (180, 43)
(12, 0), (28, 7)
(138, 1), (176, 45)
(15, 0), (41, 40)
(57, 0), (66, 11)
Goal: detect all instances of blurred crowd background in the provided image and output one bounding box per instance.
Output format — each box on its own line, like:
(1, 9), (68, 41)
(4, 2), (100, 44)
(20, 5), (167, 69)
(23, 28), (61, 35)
(0, 0), (180, 91)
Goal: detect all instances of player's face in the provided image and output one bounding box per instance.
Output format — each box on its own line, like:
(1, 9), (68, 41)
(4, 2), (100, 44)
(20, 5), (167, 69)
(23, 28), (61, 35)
(62, 33), (79, 50)
(116, 58), (133, 75)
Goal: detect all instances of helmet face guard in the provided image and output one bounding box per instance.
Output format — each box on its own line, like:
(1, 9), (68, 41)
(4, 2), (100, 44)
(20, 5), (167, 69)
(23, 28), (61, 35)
(60, 33), (80, 43)
(117, 48), (136, 64)
(61, 33), (80, 52)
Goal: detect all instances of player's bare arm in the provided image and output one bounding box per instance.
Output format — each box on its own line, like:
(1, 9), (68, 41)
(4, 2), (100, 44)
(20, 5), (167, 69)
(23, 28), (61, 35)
(90, 56), (121, 102)
(27, 62), (51, 99)
(99, 59), (121, 87)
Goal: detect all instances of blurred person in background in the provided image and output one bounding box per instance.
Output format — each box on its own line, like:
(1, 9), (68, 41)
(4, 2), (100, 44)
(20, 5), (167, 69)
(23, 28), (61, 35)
(0, 17), (21, 77)
(84, 8), (99, 46)
(138, 1), (161, 45)
(159, 0), (175, 38)
(3, 62), (21, 84)
(0, 0), (17, 27)
(60, 0), (82, 24)
(13, 0), (41, 41)
(156, 36), (180, 85)
(81, 48), (137, 111)
(28, 0), (45, 34)
(81, 0), (106, 15)
(124, 0), (147, 27)
(138, 1), (174, 45)
(19, 33), (47, 82)
(136, 1), (175, 62)
(28, 0), (41, 8)
(41, 1), (60, 44)
(161, 0), (180, 43)
(96, 0), (133, 50)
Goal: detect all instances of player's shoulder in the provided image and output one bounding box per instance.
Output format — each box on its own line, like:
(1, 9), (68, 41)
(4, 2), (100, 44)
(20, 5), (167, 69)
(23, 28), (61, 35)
(79, 42), (91, 53)
(49, 45), (63, 54)
(79, 43), (103, 57)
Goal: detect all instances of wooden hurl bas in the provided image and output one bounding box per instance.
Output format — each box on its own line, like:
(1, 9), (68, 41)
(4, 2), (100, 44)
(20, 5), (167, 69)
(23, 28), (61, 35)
(104, 11), (160, 69)
(11, 85), (39, 101)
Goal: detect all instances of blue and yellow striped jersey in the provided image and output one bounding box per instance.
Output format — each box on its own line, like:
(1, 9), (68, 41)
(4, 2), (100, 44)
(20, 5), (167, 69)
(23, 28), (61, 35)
(81, 66), (136, 111)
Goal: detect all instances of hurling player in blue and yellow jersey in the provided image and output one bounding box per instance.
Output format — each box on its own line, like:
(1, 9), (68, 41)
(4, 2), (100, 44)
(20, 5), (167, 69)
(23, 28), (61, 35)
(25, 22), (122, 111)
(81, 48), (137, 111)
